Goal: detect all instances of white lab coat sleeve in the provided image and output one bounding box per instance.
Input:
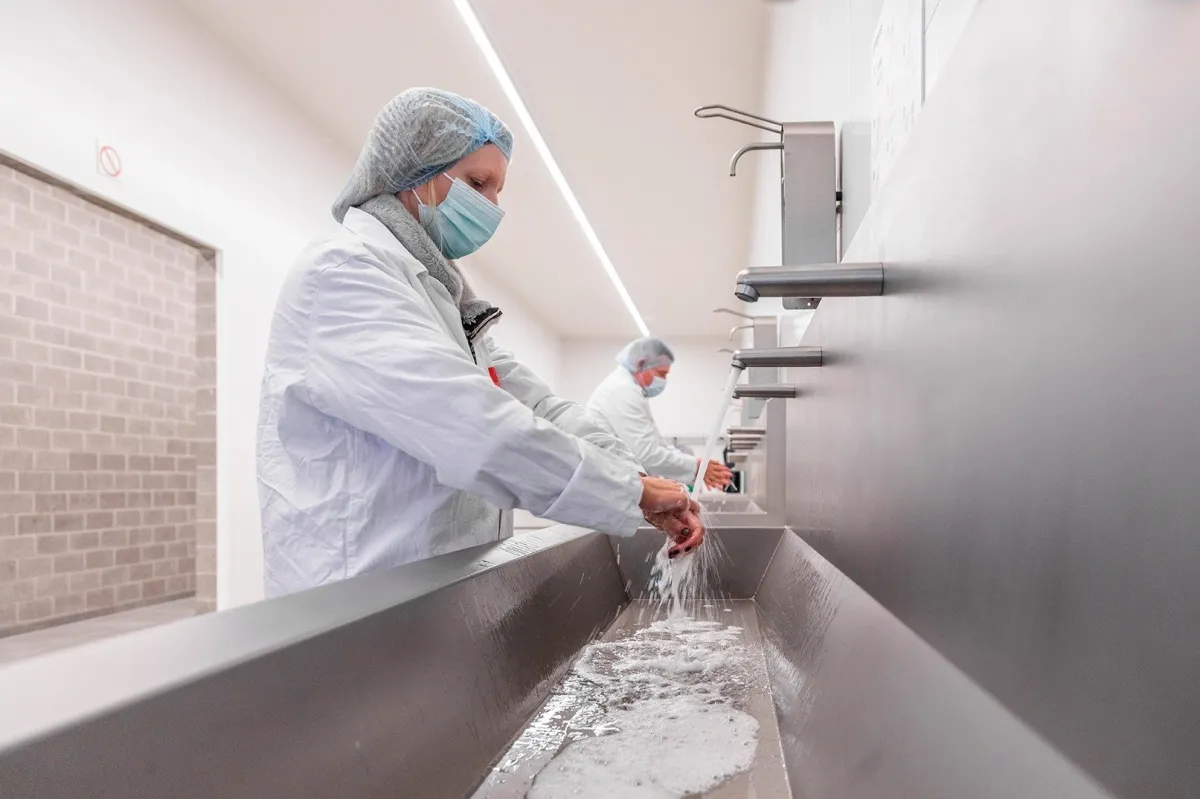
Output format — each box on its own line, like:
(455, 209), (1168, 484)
(302, 257), (646, 535)
(603, 380), (698, 484)
(486, 340), (643, 472)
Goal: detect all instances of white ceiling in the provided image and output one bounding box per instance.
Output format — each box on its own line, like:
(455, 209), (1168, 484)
(171, 0), (768, 337)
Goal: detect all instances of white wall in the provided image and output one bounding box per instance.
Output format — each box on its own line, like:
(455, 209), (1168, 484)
(748, 0), (883, 270)
(748, 0), (978, 269)
(558, 337), (733, 442)
(742, 0), (979, 347)
(0, 0), (564, 606)
(924, 0), (981, 98)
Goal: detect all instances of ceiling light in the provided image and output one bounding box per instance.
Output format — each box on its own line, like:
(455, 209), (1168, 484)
(450, 0), (650, 337)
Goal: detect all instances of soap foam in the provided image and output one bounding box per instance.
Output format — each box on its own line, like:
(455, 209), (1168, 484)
(647, 508), (729, 619)
(525, 616), (759, 799)
(526, 696), (758, 799)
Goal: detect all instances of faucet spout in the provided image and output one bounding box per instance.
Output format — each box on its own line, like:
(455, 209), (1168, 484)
(734, 263), (883, 302)
(733, 384), (800, 400)
(731, 347), (823, 369)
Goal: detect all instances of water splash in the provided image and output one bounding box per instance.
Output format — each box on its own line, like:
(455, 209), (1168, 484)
(525, 616), (759, 799)
(645, 362), (743, 617)
(690, 363), (744, 499)
(472, 604), (784, 799)
(647, 508), (730, 618)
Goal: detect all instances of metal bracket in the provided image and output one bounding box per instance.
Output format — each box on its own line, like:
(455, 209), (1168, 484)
(694, 104), (783, 134)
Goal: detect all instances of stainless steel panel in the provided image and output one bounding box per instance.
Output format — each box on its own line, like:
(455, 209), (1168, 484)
(782, 1), (1200, 795)
(0, 515), (1125, 797)
(737, 398), (787, 519)
(697, 495), (765, 515)
(608, 527), (785, 601)
(756, 531), (1110, 799)
(838, 120), (872, 256)
(743, 315), (780, 425)
(762, 399), (788, 517)
(781, 121), (837, 266)
(0, 527), (626, 799)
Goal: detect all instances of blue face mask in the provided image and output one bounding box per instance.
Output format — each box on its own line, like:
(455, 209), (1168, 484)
(414, 175), (505, 260)
(644, 376), (667, 398)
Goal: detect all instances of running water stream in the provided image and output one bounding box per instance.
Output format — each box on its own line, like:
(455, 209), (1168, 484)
(472, 364), (777, 798)
(647, 363), (746, 618)
(690, 364), (746, 500)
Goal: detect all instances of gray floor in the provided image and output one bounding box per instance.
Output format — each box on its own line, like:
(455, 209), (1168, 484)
(0, 599), (204, 667)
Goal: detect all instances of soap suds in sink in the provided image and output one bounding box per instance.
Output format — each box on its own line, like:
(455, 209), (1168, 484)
(524, 617), (760, 798)
(527, 695), (758, 798)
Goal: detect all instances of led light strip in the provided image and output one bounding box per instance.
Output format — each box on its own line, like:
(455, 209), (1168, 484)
(450, 0), (650, 337)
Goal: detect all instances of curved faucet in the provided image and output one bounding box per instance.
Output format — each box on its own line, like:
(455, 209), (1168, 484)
(728, 323), (754, 341)
(729, 142), (783, 177)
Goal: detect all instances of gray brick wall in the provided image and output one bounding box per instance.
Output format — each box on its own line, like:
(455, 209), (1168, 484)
(0, 163), (217, 634)
(194, 255), (216, 612)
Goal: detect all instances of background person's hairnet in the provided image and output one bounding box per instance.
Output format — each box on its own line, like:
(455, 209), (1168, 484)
(332, 88), (513, 222)
(617, 337), (675, 372)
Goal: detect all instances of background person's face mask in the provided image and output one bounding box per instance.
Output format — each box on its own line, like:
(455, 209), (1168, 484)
(414, 174), (505, 259)
(644, 375), (668, 398)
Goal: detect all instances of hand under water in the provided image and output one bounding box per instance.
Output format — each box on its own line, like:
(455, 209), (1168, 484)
(698, 458), (733, 490)
(639, 476), (705, 558)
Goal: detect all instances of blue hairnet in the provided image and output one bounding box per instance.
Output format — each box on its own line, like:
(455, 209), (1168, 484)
(333, 88), (513, 222)
(617, 337), (675, 372)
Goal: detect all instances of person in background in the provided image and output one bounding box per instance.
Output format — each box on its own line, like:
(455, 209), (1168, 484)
(256, 88), (705, 597)
(587, 338), (734, 491)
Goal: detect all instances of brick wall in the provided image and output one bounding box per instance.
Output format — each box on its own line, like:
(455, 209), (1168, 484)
(194, 256), (217, 611)
(0, 163), (217, 634)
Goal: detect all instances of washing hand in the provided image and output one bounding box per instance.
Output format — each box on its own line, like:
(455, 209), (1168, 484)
(697, 458), (733, 490)
(639, 476), (706, 558)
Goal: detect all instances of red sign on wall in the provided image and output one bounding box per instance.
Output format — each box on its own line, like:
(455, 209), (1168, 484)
(96, 143), (122, 179)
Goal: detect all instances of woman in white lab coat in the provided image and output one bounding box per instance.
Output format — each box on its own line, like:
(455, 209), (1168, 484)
(256, 89), (704, 597)
(587, 338), (733, 490)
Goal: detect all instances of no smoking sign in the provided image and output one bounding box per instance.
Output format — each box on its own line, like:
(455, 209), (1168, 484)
(95, 141), (123, 181)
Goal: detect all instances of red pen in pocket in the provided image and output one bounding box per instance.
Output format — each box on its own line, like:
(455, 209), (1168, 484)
(475, 342), (501, 387)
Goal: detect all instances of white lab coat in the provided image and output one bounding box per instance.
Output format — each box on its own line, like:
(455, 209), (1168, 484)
(586, 367), (698, 484)
(257, 209), (645, 597)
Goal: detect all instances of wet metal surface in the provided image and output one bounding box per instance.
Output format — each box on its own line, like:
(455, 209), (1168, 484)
(0, 527), (626, 799)
(779, 1), (1200, 794)
(472, 601), (790, 799)
(0, 523), (1120, 797)
(756, 531), (1110, 799)
(608, 527), (784, 601)
(697, 496), (766, 515)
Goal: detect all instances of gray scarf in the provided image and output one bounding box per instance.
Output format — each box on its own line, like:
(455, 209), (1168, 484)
(358, 194), (497, 336)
